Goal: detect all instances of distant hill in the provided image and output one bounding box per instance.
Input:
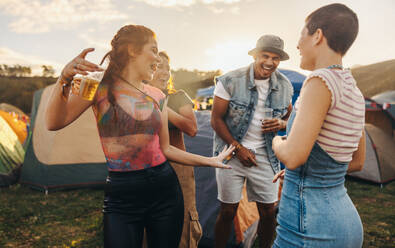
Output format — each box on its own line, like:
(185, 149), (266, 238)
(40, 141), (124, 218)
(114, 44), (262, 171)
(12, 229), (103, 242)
(0, 76), (56, 114)
(352, 59), (395, 98)
(0, 68), (218, 115)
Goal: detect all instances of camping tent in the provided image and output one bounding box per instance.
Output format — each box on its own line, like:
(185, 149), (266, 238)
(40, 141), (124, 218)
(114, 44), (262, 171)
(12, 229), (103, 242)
(348, 92), (395, 184)
(371, 90), (395, 134)
(196, 86), (215, 98)
(185, 111), (259, 248)
(0, 110), (29, 145)
(348, 124), (395, 184)
(0, 103), (26, 117)
(364, 94), (394, 137)
(0, 104), (29, 187)
(371, 90), (395, 120)
(277, 69), (305, 104)
(20, 85), (108, 193)
(0, 115), (25, 187)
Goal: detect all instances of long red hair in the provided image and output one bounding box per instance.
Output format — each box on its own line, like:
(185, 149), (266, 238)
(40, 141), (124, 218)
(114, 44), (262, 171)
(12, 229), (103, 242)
(100, 25), (156, 118)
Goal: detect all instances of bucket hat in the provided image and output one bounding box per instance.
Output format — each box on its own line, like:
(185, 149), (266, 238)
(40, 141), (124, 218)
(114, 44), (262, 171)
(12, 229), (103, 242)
(248, 35), (289, 61)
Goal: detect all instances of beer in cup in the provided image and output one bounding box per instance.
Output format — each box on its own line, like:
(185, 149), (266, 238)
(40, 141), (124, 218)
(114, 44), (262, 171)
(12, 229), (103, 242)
(262, 107), (273, 120)
(72, 71), (104, 101)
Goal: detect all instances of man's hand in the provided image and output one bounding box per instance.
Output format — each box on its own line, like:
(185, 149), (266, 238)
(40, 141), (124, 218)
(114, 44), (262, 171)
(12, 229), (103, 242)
(261, 118), (285, 133)
(235, 145), (258, 167)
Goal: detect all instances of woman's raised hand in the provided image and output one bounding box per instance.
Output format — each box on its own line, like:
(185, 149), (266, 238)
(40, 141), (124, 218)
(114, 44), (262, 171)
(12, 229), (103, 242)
(61, 48), (104, 81)
(208, 145), (235, 169)
(272, 169), (285, 183)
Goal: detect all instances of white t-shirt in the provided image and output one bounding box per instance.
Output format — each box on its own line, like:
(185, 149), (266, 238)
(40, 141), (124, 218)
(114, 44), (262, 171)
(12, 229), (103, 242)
(214, 79), (270, 149)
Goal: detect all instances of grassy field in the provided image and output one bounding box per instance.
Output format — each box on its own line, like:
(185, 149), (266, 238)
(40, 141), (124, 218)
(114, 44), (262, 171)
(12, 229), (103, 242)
(0, 178), (394, 248)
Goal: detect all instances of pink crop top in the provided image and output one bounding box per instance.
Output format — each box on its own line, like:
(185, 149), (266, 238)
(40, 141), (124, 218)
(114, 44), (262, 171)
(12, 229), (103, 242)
(92, 82), (167, 171)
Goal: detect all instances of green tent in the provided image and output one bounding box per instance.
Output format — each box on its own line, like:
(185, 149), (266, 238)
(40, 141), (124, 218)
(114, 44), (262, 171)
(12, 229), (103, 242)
(20, 85), (108, 193)
(0, 115), (24, 187)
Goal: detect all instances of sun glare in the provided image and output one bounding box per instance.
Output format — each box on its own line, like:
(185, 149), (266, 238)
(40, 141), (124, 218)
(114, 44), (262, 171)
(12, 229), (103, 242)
(204, 40), (254, 73)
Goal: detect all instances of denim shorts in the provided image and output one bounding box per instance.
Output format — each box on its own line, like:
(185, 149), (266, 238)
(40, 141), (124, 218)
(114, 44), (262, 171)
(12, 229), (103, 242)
(216, 147), (278, 204)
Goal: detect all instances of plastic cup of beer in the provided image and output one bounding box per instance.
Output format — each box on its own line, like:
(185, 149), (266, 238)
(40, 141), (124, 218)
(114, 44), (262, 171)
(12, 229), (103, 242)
(72, 71), (104, 101)
(262, 107), (273, 120)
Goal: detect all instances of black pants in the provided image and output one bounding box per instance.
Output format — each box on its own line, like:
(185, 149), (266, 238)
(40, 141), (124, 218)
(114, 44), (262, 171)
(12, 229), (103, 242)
(103, 161), (184, 248)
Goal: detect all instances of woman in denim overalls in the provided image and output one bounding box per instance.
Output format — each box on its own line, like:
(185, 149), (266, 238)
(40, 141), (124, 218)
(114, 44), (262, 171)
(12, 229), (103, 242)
(271, 4), (366, 248)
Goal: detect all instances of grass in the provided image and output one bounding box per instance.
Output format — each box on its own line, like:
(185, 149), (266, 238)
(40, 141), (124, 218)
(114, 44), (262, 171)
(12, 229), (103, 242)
(0, 185), (104, 248)
(344, 179), (395, 248)
(0, 178), (394, 248)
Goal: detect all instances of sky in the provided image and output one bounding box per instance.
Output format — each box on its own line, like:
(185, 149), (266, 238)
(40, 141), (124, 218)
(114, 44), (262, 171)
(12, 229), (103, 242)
(0, 0), (394, 76)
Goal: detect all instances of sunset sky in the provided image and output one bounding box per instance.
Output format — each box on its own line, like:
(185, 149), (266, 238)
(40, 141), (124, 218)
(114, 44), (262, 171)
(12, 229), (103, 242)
(0, 0), (394, 76)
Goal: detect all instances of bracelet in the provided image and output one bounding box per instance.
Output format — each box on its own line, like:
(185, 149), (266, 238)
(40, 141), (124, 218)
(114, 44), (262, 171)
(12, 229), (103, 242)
(61, 83), (71, 102)
(59, 72), (73, 86)
(59, 75), (72, 100)
(58, 72), (74, 101)
(230, 141), (242, 154)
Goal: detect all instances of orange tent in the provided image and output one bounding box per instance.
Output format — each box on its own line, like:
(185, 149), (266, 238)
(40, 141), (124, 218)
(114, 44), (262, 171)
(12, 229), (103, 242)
(0, 110), (29, 144)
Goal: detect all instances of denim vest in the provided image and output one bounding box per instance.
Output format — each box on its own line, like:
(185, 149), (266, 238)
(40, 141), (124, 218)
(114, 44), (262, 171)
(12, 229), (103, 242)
(213, 63), (293, 173)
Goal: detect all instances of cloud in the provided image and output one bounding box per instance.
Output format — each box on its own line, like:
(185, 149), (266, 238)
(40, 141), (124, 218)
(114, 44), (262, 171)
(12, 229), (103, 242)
(229, 6), (240, 14)
(136, 0), (241, 7)
(140, 0), (194, 7)
(0, 0), (128, 33)
(204, 40), (253, 72)
(0, 47), (62, 75)
(202, 0), (240, 3)
(79, 34), (110, 51)
(206, 5), (239, 14)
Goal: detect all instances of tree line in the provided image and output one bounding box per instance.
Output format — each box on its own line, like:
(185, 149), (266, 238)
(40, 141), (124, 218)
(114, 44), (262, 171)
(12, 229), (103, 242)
(0, 76), (56, 114)
(171, 68), (221, 98)
(0, 68), (220, 115)
(0, 64), (55, 77)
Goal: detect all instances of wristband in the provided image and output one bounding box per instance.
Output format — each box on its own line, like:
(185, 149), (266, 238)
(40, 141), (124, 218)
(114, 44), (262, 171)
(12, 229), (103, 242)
(230, 141), (242, 154)
(59, 72), (73, 85)
(59, 75), (72, 102)
(224, 141), (241, 162)
(61, 83), (71, 102)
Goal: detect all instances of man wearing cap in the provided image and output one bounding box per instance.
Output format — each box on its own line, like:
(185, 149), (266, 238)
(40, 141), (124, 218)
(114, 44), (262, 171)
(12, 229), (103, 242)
(211, 35), (293, 248)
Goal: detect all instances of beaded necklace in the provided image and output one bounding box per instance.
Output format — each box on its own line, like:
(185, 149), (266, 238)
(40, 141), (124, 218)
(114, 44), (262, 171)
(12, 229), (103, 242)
(116, 74), (164, 111)
(327, 64), (343, 70)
